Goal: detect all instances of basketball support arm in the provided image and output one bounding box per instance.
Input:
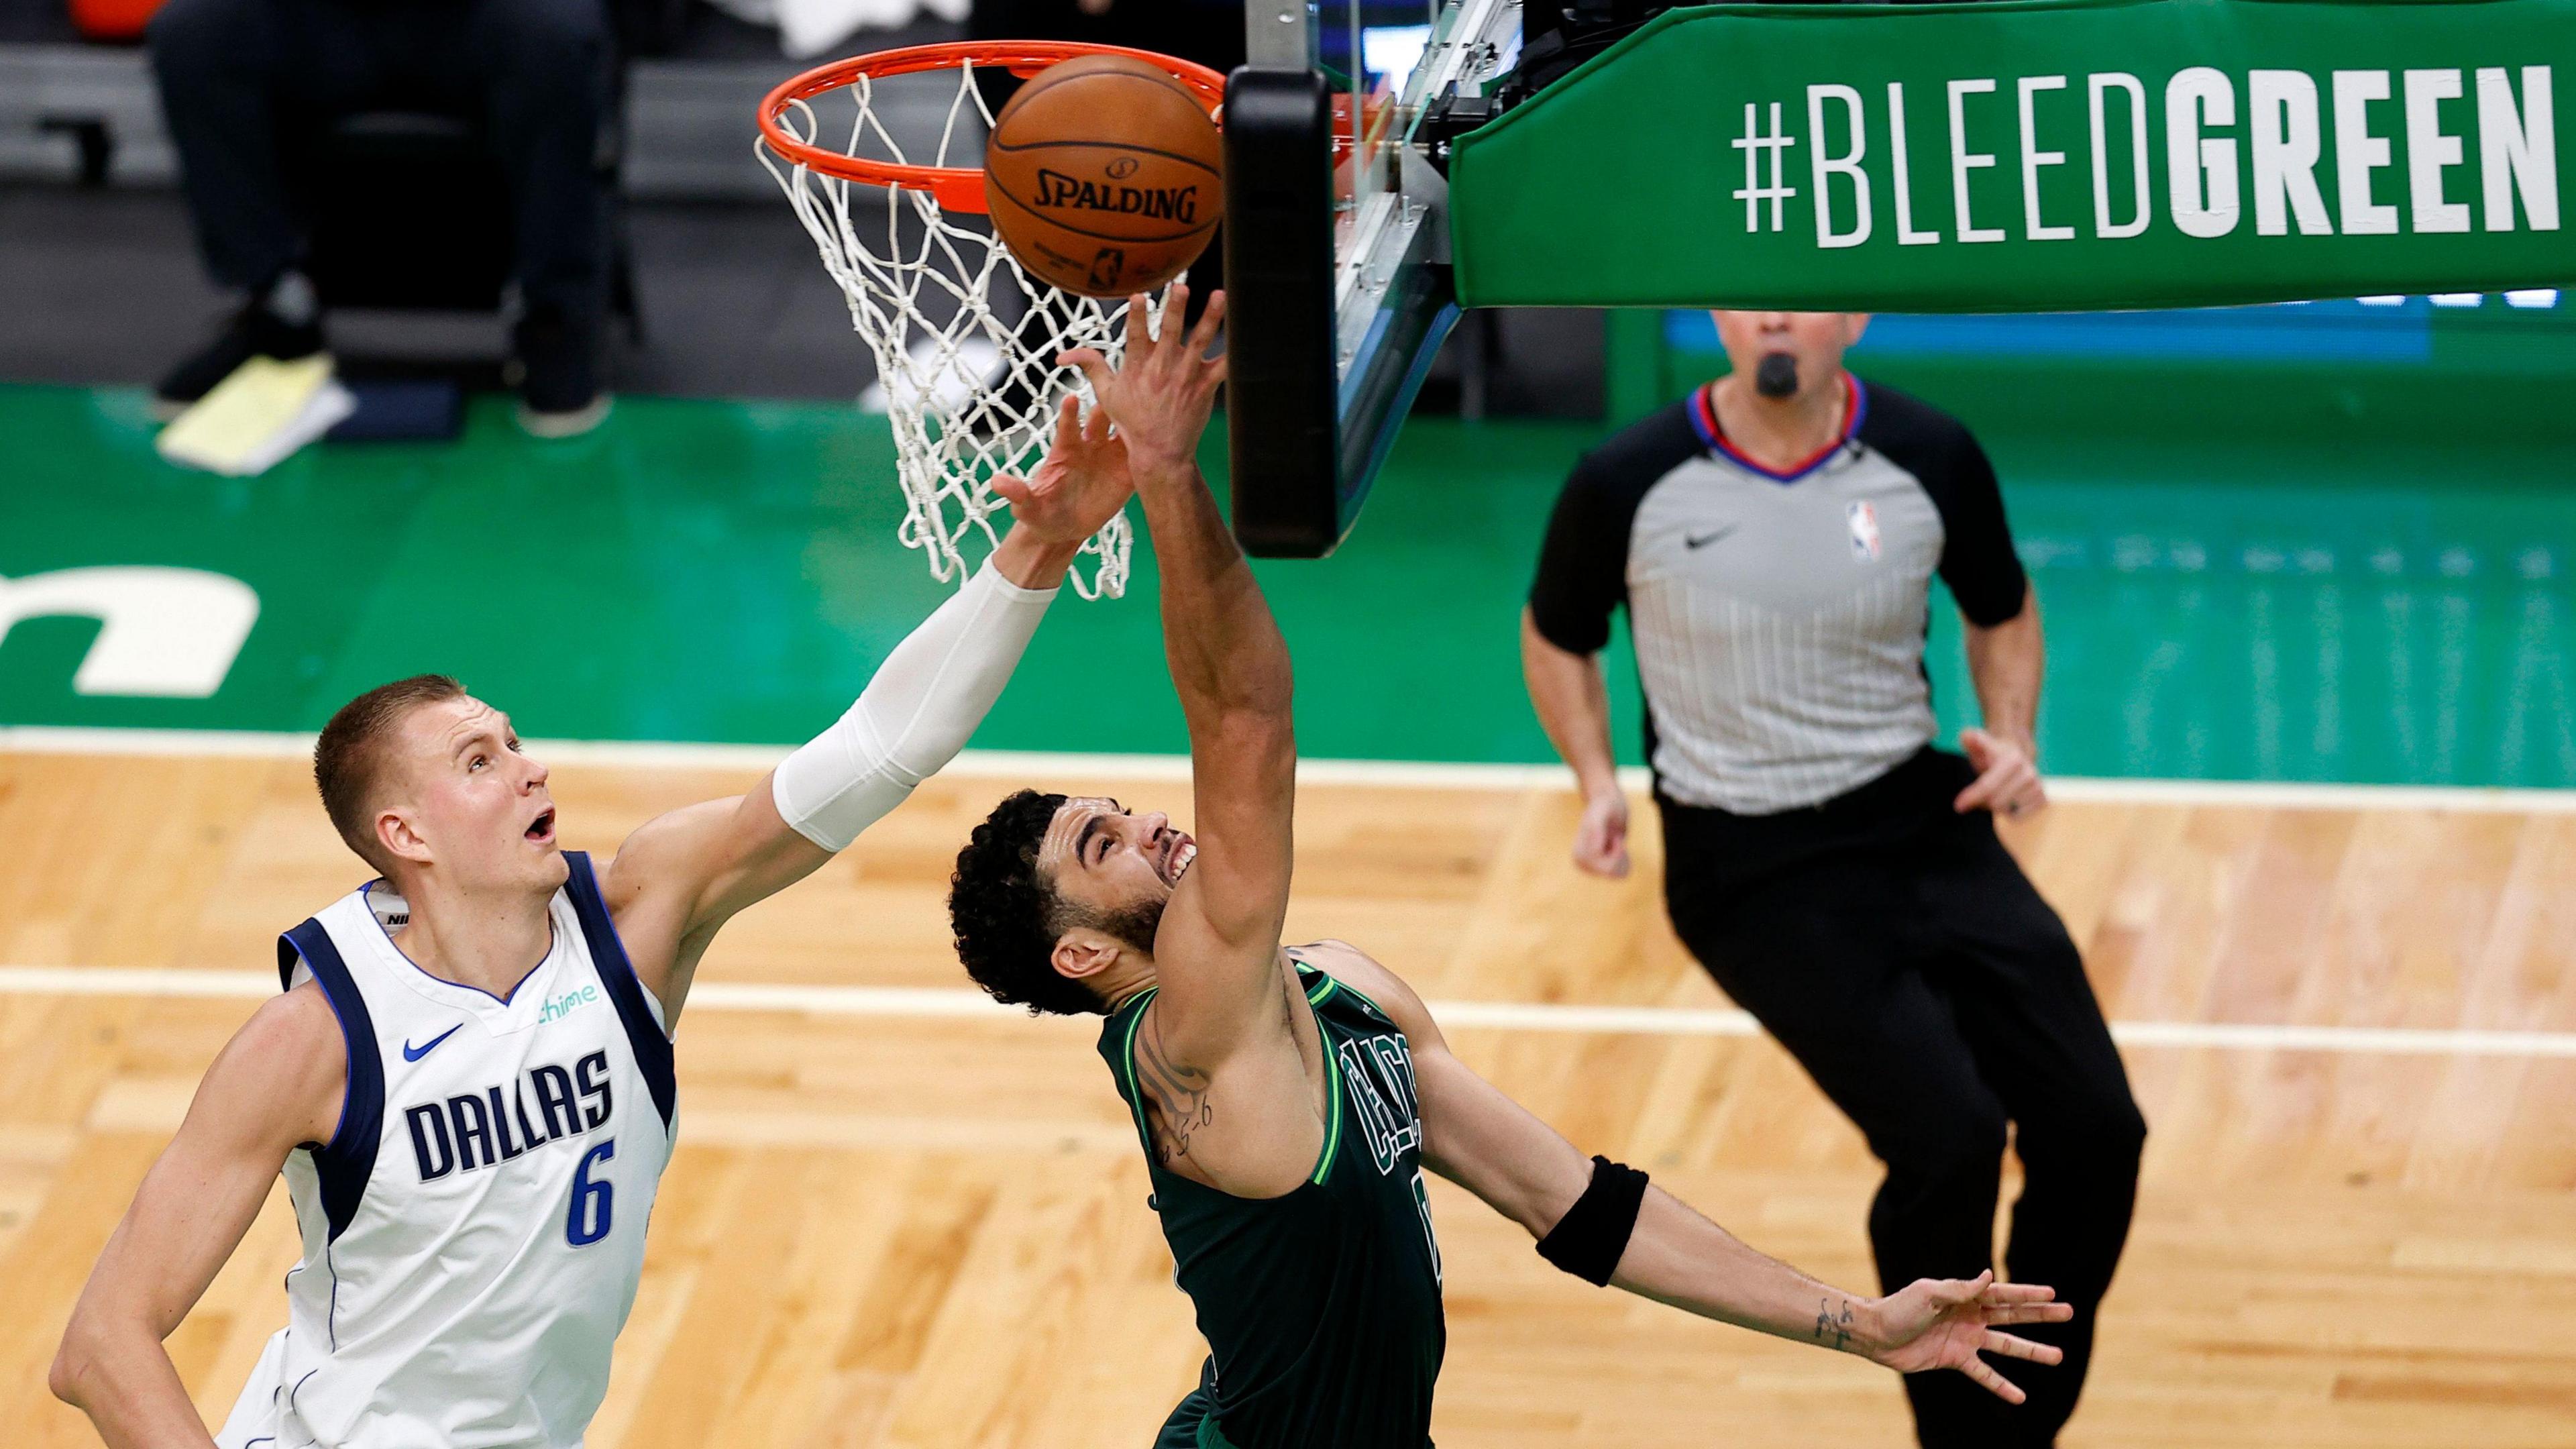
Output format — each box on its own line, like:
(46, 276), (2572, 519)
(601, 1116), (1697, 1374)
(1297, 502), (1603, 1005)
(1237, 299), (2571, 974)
(1224, 69), (1460, 558)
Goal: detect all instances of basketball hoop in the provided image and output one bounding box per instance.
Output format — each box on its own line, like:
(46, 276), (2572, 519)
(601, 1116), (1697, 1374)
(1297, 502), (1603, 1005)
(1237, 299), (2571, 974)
(757, 43), (1228, 601)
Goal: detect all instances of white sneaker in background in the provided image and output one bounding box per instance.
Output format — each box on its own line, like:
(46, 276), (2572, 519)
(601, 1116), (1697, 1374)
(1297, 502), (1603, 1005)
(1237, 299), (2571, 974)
(861, 335), (1002, 417)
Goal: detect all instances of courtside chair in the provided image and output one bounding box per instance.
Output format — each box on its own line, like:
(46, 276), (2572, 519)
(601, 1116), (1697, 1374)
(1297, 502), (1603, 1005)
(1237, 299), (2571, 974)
(286, 20), (651, 343)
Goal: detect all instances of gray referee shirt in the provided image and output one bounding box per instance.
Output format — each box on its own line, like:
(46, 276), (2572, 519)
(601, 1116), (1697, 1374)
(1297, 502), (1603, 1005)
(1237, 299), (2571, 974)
(1527, 375), (2029, 815)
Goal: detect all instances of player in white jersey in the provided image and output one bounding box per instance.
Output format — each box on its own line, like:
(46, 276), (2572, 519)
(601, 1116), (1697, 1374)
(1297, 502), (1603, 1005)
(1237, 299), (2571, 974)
(48, 395), (1138, 1449)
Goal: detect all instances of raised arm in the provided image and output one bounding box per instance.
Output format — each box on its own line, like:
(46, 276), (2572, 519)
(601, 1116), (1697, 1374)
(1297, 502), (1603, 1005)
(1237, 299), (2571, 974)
(601, 398), (1136, 1019)
(1303, 946), (2071, 1404)
(52, 988), (345, 1448)
(1063, 289), (1295, 1053)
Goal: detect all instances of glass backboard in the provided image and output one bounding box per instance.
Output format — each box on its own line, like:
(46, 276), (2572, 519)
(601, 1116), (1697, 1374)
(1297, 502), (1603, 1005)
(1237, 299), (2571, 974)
(1222, 0), (1521, 556)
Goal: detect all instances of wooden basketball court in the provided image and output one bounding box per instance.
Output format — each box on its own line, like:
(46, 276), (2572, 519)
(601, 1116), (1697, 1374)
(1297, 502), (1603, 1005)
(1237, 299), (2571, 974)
(1, 742), (2570, 1447)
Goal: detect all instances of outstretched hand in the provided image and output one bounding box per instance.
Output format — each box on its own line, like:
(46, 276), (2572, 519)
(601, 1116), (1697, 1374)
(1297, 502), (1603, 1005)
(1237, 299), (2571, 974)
(989, 392), (1134, 549)
(1866, 1271), (2072, 1404)
(1059, 283), (1228, 480)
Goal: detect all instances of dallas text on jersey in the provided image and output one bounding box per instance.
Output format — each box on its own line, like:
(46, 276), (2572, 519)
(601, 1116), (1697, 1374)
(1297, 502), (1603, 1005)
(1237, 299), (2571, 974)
(403, 1049), (615, 1181)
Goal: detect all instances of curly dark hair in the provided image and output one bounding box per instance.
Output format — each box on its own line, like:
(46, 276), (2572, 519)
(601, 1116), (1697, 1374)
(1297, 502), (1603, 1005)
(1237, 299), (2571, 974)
(948, 789), (1107, 1017)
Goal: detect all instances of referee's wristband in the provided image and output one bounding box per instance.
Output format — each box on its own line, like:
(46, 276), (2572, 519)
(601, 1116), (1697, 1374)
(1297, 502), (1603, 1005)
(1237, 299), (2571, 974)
(1536, 1156), (1650, 1286)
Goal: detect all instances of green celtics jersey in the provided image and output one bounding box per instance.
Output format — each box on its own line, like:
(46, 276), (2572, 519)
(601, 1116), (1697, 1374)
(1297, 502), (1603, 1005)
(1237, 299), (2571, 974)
(1102, 957), (1446, 1449)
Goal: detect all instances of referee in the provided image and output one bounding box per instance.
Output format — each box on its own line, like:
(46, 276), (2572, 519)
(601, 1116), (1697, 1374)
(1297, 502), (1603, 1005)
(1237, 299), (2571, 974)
(1521, 311), (2145, 1448)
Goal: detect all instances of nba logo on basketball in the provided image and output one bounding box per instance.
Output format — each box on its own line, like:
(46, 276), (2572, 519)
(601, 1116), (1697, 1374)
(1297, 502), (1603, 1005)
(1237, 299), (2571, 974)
(1847, 501), (1881, 562)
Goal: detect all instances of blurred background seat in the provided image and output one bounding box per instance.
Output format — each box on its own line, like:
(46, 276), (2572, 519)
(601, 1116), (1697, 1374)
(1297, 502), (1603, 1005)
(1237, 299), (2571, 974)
(294, 84), (643, 341)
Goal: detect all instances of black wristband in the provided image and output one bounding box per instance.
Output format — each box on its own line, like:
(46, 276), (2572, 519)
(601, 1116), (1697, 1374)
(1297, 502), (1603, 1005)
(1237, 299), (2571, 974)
(1535, 1155), (1650, 1286)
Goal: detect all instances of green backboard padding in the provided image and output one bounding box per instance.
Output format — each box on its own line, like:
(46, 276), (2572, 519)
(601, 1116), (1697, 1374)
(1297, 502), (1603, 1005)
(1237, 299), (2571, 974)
(1450, 0), (2573, 310)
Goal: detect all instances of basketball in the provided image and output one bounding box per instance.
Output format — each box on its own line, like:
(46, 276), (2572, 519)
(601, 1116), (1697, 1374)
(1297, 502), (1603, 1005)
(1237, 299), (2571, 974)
(981, 54), (1222, 299)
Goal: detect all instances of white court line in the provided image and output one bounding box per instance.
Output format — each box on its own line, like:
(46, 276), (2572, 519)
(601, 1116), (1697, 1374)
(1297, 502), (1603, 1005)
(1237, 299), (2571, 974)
(5, 725), (2574, 812)
(3, 966), (2569, 1057)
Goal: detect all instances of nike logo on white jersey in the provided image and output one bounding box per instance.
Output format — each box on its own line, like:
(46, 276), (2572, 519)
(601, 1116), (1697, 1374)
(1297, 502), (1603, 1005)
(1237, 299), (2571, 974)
(402, 1024), (462, 1061)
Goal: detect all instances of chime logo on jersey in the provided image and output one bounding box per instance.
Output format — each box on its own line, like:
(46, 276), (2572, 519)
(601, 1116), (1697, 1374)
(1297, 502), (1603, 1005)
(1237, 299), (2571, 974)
(1338, 1033), (1424, 1174)
(539, 982), (600, 1023)
(1847, 500), (1882, 562)
(405, 1048), (614, 1181)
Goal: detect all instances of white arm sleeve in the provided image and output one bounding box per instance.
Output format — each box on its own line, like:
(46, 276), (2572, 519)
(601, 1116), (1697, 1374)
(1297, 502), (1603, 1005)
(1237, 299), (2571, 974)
(770, 561), (1059, 851)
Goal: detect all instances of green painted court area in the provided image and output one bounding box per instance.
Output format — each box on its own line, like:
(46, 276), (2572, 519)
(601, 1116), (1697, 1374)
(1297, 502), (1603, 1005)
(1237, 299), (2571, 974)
(4, 347), (2573, 787)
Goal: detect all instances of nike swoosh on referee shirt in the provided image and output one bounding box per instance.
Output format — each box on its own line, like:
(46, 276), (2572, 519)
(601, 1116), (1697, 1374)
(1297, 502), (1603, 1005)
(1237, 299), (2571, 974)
(403, 1024), (462, 1061)
(1686, 526), (1737, 549)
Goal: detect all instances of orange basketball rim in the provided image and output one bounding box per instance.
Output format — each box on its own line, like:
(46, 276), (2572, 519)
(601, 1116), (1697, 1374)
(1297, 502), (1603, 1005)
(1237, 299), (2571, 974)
(758, 42), (1230, 214)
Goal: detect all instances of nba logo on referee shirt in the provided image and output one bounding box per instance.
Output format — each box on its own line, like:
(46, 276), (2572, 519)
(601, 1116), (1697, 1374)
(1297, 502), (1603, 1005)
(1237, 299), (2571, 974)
(1847, 501), (1882, 563)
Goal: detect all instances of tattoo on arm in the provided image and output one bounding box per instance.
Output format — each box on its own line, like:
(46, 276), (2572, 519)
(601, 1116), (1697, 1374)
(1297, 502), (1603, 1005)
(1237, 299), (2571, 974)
(1136, 1008), (1214, 1165)
(1815, 1297), (1856, 1352)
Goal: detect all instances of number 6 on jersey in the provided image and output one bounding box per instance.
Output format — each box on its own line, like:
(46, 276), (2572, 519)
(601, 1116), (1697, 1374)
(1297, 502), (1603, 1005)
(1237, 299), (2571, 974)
(567, 1138), (616, 1246)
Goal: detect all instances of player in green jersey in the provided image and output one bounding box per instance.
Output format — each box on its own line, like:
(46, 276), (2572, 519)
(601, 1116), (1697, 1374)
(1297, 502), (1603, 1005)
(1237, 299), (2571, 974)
(946, 288), (2073, 1449)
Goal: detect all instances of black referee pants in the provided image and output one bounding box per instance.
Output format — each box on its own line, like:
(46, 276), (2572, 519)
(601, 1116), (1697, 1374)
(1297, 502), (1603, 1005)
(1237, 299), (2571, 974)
(1659, 748), (2145, 1448)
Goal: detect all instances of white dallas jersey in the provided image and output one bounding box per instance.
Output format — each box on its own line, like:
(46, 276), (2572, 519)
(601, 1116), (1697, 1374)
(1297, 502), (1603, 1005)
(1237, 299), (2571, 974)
(219, 851), (676, 1449)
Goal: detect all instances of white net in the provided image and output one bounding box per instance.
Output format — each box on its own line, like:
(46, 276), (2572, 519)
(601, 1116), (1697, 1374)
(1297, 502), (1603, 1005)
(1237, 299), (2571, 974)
(760, 60), (1158, 600)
